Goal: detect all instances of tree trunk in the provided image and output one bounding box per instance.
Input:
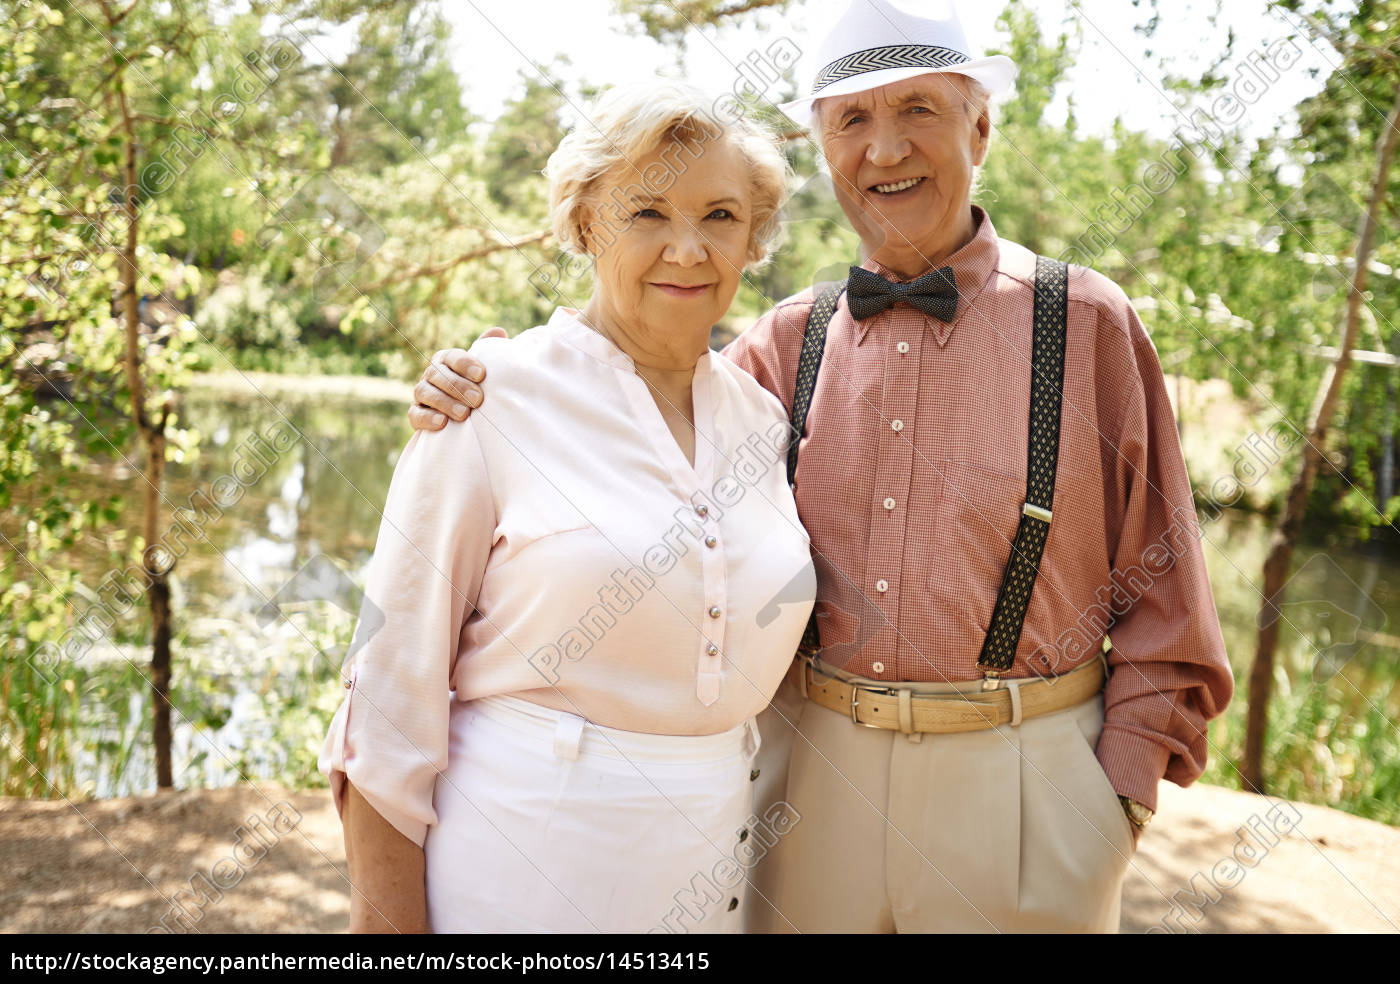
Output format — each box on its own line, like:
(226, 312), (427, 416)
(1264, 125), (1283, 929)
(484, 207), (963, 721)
(1242, 84), (1400, 793)
(114, 32), (175, 790)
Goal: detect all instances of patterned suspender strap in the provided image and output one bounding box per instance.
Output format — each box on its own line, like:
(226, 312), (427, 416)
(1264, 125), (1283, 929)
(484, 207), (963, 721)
(789, 282), (844, 655)
(976, 255), (1070, 679)
(786, 282), (845, 486)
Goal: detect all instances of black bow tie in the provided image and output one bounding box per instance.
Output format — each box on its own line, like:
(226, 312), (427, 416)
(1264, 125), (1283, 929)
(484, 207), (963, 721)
(846, 265), (958, 322)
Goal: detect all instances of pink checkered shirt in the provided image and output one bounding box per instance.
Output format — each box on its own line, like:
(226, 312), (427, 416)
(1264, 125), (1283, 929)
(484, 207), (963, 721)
(722, 205), (1234, 809)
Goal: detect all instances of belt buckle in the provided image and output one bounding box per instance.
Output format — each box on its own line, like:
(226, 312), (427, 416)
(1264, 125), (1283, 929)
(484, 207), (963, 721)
(849, 682), (895, 727)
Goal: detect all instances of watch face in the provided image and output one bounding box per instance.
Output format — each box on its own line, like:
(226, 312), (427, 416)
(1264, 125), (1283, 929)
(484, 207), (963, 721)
(1119, 796), (1151, 824)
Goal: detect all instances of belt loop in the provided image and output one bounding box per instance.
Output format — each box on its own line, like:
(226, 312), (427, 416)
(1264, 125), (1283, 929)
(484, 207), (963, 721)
(552, 713), (586, 761)
(897, 688), (914, 735)
(743, 716), (762, 761)
(1007, 679), (1024, 728)
(798, 655), (810, 699)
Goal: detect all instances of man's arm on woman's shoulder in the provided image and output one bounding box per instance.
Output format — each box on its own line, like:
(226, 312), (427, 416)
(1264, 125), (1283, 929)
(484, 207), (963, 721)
(408, 326), (509, 431)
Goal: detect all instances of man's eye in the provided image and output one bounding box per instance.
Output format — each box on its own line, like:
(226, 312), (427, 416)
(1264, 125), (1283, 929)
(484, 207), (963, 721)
(843, 114), (865, 128)
(706, 208), (735, 220)
(908, 105), (932, 114)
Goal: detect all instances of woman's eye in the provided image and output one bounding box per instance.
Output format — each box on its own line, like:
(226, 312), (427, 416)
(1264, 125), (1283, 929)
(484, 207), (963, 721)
(706, 208), (735, 220)
(633, 207), (663, 219)
(843, 115), (865, 128)
(908, 105), (931, 114)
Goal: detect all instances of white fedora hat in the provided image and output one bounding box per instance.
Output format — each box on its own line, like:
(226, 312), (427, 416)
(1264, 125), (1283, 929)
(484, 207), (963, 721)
(779, 0), (1017, 128)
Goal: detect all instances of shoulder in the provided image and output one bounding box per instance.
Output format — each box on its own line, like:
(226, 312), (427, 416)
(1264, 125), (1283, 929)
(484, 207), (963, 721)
(462, 322), (561, 380)
(997, 237), (1144, 341)
(727, 284), (832, 363)
(710, 349), (788, 424)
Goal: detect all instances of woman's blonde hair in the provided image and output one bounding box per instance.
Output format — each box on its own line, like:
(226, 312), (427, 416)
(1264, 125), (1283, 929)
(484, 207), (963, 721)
(545, 82), (790, 268)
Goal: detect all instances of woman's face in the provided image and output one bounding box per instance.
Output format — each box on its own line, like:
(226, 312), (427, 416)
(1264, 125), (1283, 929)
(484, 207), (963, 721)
(581, 133), (754, 369)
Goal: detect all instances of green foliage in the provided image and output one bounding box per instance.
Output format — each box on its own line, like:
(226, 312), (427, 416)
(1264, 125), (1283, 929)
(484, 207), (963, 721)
(196, 268), (301, 351)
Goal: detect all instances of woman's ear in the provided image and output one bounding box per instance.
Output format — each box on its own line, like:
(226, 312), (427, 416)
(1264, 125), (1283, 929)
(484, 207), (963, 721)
(577, 203), (597, 256)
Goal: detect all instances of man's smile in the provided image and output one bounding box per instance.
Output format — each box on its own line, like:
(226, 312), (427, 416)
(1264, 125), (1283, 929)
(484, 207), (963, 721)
(869, 176), (926, 196)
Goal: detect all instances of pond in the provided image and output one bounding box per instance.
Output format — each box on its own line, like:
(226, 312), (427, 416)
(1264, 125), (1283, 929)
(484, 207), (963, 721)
(11, 376), (1400, 823)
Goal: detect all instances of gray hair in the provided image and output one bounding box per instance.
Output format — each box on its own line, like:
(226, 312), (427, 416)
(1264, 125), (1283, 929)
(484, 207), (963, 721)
(545, 82), (791, 268)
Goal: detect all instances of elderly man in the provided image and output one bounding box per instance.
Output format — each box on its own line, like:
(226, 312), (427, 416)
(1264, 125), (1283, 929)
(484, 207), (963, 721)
(407, 0), (1234, 933)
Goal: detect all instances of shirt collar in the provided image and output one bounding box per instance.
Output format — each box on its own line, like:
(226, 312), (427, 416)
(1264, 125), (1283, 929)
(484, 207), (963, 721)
(855, 204), (1001, 348)
(549, 306), (712, 375)
(550, 307), (635, 370)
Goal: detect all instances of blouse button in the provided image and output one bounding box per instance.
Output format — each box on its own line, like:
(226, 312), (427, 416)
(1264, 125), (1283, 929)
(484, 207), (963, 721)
(342, 676), (352, 689)
(890, 419), (904, 433)
(706, 643), (720, 657)
(704, 535), (718, 548)
(727, 898), (739, 911)
(882, 496), (896, 511)
(876, 579), (889, 593)
(872, 661), (885, 674)
(708, 605), (722, 619)
(896, 341), (910, 354)
(750, 769), (760, 781)
(695, 503), (709, 518)
(738, 828), (749, 842)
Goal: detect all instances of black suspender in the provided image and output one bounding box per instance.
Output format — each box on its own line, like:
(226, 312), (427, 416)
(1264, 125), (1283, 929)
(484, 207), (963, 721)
(976, 255), (1069, 676)
(788, 282), (845, 655)
(787, 282), (845, 487)
(785, 257), (1070, 677)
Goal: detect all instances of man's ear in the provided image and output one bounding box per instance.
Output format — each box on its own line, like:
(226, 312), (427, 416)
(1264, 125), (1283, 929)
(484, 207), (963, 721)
(971, 107), (991, 166)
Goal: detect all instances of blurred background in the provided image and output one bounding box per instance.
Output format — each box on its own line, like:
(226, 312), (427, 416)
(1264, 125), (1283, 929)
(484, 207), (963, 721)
(1, 0), (1397, 932)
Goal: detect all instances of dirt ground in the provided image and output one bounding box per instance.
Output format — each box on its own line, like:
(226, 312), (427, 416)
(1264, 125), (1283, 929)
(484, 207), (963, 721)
(1, 779), (1395, 934)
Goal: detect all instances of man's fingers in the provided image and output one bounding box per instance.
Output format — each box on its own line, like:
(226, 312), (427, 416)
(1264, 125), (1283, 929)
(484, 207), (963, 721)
(438, 347), (486, 385)
(421, 363), (482, 409)
(407, 404), (448, 432)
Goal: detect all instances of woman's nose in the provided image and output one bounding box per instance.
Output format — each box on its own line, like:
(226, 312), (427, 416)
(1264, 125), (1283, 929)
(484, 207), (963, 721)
(663, 223), (709, 265)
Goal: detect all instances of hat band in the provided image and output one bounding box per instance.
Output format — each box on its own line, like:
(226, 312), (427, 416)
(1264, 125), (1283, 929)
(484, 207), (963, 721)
(812, 44), (970, 94)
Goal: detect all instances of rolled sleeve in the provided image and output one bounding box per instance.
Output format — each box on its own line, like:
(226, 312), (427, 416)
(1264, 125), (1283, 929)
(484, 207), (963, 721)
(1095, 302), (1235, 813)
(316, 420), (495, 848)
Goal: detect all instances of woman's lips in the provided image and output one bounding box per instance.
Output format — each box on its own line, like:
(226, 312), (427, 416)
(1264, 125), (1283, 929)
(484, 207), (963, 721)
(651, 283), (711, 298)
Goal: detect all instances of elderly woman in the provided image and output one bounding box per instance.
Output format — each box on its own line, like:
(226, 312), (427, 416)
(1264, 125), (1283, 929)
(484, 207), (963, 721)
(318, 83), (815, 934)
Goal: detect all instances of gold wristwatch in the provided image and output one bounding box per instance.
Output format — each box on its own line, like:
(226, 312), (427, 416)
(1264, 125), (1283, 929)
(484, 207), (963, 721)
(1119, 796), (1154, 829)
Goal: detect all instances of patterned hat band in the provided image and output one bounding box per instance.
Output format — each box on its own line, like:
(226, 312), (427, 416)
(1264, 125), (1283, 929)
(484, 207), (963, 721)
(812, 44), (971, 94)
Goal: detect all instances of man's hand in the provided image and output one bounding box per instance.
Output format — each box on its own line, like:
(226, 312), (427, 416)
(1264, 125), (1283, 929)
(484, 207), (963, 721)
(408, 326), (507, 431)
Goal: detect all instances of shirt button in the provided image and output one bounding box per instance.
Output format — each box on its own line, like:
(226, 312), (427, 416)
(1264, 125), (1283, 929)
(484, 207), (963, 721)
(890, 419), (904, 432)
(706, 643), (719, 657)
(695, 503), (709, 518)
(704, 535), (718, 548)
(876, 579), (889, 592)
(896, 341), (910, 354)
(708, 605), (722, 619)
(872, 661), (885, 674)
(750, 768), (760, 781)
(342, 676), (352, 689)
(727, 898), (739, 911)
(882, 496), (896, 511)
(738, 828), (749, 842)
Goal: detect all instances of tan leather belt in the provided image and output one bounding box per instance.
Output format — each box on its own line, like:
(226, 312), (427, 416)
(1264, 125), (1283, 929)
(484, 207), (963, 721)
(795, 657), (1106, 734)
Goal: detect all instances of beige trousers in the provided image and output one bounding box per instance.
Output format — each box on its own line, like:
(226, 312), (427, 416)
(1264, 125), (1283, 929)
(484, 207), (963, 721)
(743, 659), (1138, 933)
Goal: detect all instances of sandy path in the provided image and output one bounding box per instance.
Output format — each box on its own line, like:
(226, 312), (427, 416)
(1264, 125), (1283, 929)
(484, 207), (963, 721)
(2, 780), (1395, 934)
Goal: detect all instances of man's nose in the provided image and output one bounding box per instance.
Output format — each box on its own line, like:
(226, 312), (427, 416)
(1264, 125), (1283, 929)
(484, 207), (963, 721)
(866, 119), (912, 167)
(664, 222), (709, 265)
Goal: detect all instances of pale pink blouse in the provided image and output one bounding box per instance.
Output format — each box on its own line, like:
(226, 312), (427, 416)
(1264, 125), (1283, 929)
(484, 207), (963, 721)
(318, 308), (815, 847)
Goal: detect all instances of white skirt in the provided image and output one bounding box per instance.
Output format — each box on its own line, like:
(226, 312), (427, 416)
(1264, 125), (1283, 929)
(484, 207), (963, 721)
(423, 694), (764, 933)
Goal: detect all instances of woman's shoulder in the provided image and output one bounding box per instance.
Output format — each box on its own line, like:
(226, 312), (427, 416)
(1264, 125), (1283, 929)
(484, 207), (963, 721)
(711, 348), (788, 425)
